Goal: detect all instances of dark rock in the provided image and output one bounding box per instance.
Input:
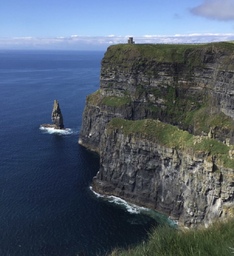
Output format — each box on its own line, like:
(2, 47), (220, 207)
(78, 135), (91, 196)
(41, 100), (64, 129)
(79, 43), (234, 227)
(51, 100), (64, 129)
(92, 126), (234, 227)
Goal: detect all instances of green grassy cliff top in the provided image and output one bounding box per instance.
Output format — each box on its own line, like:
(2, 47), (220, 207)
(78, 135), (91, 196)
(103, 42), (234, 66)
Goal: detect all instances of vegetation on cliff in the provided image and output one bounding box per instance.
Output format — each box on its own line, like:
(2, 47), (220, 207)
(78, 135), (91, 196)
(107, 118), (234, 169)
(86, 88), (234, 143)
(80, 42), (234, 230)
(110, 219), (234, 256)
(87, 42), (234, 145)
(87, 90), (131, 107)
(103, 42), (234, 68)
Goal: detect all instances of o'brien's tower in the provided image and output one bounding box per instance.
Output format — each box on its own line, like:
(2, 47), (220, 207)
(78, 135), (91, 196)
(128, 37), (135, 44)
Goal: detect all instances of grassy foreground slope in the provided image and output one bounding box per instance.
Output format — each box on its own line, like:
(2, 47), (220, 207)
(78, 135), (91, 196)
(110, 219), (234, 256)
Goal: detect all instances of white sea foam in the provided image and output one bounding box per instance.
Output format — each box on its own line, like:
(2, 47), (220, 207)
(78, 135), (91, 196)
(39, 126), (74, 135)
(89, 186), (149, 214)
(108, 195), (149, 214)
(90, 186), (178, 226)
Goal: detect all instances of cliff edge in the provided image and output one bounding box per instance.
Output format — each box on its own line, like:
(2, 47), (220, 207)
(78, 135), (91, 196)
(79, 42), (234, 227)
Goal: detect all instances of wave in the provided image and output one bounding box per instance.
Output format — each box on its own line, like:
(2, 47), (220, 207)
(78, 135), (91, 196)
(90, 186), (149, 214)
(90, 186), (177, 226)
(39, 126), (75, 135)
(108, 195), (149, 214)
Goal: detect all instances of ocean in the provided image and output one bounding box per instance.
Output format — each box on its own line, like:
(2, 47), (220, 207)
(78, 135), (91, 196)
(0, 50), (166, 256)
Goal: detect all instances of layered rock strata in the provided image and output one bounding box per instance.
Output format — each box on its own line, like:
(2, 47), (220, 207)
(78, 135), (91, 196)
(92, 119), (234, 227)
(41, 100), (64, 129)
(51, 100), (64, 129)
(79, 43), (234, 227)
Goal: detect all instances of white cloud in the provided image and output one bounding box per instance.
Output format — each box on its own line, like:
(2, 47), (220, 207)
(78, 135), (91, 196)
(191, 0), (234, 21)
(136, 34), (234, 44)
(0, 34), (234, 50)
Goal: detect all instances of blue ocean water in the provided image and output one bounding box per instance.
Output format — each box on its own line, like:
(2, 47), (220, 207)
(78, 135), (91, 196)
(0, 50), (165, 256)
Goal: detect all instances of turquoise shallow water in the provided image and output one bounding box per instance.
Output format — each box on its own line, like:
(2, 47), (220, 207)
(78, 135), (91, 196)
(0, 50), (165, 256)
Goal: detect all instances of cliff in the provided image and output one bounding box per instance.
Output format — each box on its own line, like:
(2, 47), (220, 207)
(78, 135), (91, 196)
(79, 42), (234, 227)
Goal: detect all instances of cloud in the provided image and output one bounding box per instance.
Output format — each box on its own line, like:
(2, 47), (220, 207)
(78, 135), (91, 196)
(191, 0), (234, 21)
(0, 34), (234, 50)
(139, 33), (234, 44)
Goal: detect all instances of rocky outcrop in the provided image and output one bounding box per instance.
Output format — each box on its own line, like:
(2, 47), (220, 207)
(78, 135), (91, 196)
(79, 42), (234, 227)
(51, 100), (64, 129)
(41, 100), (64, 129)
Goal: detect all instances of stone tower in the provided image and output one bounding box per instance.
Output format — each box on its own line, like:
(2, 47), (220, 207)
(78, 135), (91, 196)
(128, 37), (135, 44)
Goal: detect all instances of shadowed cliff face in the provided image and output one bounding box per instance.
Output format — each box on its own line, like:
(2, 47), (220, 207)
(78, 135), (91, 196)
(79, 43), (234, 227)
(80, 43), (234, 149)
(93, 119), (234, 227)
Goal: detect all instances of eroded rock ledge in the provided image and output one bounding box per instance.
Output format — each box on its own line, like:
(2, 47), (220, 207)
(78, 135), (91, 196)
(79, 42), (234, 227)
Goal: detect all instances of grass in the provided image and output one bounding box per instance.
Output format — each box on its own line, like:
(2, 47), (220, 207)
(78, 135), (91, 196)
(184, 107), (234, 134)
(86, 88), (234, 159)
(86, 90), (131, 107)
(101, 95), (131, 107)
(95, 43), (234, 139)
(134, 84), (233, 138)
(110, 219), (234, 256)
(107, 118), (234, 169)
(103, 42), (234, 69)
(104, 44), (201, 63)
(86, 89), (101, 105)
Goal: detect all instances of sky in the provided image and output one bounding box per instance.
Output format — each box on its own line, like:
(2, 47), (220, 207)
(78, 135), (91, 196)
(1, 0), (234, 50)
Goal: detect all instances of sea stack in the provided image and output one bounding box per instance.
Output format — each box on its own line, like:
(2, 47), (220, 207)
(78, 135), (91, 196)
(51, 100), (64, 129)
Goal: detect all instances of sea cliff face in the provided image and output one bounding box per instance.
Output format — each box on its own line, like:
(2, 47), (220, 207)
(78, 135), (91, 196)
(92, 119), (234, 227)
(79, 43), (234, 227)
